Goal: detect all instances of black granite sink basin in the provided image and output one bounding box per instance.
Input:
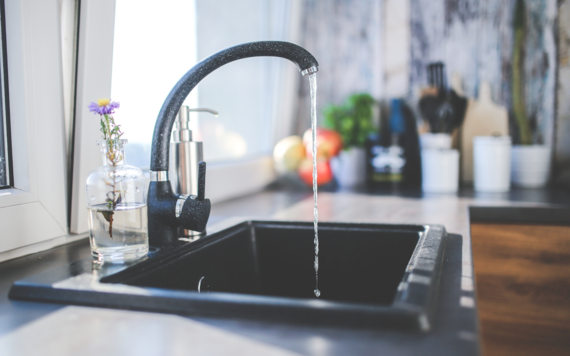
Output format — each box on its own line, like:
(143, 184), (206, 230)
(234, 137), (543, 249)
(10, 221), (447, 331)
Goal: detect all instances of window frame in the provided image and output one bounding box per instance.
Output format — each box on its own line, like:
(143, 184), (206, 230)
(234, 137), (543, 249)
(0, 0), (70, 261)
(0, 0), (12, 189)
(69, 0), (117, 234)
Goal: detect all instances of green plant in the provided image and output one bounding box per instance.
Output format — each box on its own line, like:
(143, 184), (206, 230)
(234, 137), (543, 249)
(323, 93), (375, 149)
(512, 0), (532, 145)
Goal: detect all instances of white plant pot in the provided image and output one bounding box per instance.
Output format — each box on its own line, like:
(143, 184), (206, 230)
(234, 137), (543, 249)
(330, 148), (366, 187)
(511, 145), (551, 188)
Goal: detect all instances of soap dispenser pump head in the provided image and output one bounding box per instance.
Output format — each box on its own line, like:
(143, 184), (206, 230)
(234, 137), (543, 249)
(172, 106), (219, 143)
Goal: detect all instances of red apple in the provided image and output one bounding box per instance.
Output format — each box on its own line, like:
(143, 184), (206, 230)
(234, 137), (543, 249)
(303, 128), (343, 159)
(298, 158), (333, 186)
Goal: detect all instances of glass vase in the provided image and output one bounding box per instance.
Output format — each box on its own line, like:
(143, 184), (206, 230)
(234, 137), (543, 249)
(86, 139), (148, 263)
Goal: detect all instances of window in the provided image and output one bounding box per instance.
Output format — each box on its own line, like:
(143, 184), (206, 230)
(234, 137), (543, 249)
(71, 0), (302, 233)
(0, 0), (302, 258)
(193, 0), (279, 163)
(110, 0), (198, 170)
(0, 0), (69, 261)
(0, 1), (10, 188)
(110, 0), (298, 167)
(67, 0), (305, 233)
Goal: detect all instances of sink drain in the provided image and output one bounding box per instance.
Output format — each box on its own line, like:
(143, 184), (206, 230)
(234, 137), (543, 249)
(198, 276), (209, 293)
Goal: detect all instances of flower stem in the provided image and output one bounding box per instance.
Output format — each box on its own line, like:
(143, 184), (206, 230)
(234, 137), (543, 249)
(97, 112), (124, 239)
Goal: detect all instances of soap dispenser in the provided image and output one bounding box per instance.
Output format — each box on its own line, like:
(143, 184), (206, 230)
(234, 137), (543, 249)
(169, 106), (218, 239)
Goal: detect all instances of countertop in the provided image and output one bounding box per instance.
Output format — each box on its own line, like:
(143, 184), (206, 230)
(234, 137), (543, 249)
(0, 187), (568, 355)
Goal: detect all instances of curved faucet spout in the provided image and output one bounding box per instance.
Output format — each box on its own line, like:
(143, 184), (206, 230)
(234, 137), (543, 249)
(150, 41), (319, 172)
(147, 41), (318, 247)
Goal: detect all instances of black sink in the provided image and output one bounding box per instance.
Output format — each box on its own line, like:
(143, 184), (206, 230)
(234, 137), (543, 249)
(10, 221), (447, 331)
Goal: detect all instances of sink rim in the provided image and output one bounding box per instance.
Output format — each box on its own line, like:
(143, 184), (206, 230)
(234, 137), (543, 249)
(9, 220), (448, 331)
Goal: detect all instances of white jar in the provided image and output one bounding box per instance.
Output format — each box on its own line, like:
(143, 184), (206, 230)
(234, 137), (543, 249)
(421, 149), (459, 193)
(473, 136), (511, 192)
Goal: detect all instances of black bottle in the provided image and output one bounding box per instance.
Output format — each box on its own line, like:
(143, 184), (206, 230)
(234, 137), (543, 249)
(365, 132), (382, 185)
(367, 99), (421, 188)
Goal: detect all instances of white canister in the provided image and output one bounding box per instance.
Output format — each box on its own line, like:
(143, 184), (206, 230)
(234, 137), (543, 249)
(511, 145), (551, 188)
(420, 133), (452, 150)
(421, 149), (459, 193)
(473, 136), (511, 192)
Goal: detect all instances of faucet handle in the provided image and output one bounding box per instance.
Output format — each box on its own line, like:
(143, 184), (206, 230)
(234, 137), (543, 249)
(197, 161), (206, 201)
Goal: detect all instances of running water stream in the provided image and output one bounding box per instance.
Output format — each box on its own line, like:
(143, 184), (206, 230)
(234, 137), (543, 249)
(309, 73), (320, 298)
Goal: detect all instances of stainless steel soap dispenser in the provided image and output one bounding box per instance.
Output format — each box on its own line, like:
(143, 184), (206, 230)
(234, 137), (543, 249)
(169, 106), (218, 239)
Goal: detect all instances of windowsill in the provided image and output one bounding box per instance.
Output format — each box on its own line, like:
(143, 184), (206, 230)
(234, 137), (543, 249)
(205, 152), (273, 167)
(0, 188), (36, 208)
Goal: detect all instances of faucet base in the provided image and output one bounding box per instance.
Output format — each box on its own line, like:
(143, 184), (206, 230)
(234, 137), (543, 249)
(148, 181), (179, 246)
(148, 181), (211, 247)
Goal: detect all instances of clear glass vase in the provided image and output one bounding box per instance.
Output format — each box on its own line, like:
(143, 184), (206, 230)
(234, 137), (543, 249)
(86, 139), (148, 263)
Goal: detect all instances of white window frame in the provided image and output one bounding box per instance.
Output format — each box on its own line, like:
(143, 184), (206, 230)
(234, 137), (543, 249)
(70, 0), (303, 234)
(0, 0), (69, 261)
(69, 0), (117, 234)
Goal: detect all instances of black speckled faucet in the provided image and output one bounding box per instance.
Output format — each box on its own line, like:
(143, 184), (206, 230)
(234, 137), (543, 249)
(148, 41), (319, 246)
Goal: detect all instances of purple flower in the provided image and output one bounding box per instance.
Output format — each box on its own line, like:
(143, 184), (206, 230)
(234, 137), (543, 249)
(88, 99), (120, 115)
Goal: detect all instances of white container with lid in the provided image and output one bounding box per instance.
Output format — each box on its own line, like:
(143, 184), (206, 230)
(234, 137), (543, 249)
(473, 136), (511, 192)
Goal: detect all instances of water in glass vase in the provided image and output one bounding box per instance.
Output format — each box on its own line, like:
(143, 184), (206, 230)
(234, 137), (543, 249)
(88, 203), (148, 263)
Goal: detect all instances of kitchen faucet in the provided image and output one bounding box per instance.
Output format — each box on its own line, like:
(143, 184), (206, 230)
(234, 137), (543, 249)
(147, 41), (319, 246)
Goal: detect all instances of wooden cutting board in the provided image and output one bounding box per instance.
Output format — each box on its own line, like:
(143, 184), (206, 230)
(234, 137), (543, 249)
(460, 81), (509, 184)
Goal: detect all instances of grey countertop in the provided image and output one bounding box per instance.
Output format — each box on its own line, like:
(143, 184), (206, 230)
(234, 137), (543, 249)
(0, 188), (567, 355)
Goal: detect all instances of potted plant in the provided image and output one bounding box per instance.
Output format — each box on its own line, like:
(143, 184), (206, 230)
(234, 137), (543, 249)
(510, 0), (551, 188)
(323, 93), (375, 187)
